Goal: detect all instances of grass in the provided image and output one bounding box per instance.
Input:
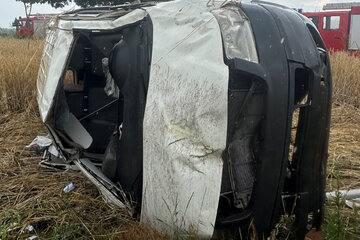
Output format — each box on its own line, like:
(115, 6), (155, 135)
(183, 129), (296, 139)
(0, 37), (42, 114)
(322, 163), (359, 240)
(331, 51), (360, 108)
(0, 37), (360, 239)
(322, 51), (360, 240)
(0, 37), (167, 239)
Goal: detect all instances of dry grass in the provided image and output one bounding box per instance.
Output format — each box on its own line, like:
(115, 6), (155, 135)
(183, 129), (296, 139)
(0, 36), (360, 239)
(0, 37), (42, 114)
(0, 37), (167, 239)
(331, 51), (360, 108)
(321, 52), (360, 239)
(327, 105), (360, 190)
(327, 51), (360, 191)
(0, 113), (167, 239)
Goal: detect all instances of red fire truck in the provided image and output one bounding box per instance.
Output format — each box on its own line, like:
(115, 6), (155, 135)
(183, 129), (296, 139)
(303, 2), (360, 53)
(12, 15), (51, 38)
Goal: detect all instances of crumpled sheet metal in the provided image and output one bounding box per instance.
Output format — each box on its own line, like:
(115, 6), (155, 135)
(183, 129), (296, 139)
(58, 8), (147, 31)
(141, 0), (229, 237)
(37, 25), (73, 122)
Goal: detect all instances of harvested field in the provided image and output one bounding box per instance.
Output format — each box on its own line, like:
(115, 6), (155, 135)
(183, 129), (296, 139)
(0, 37), (166, 239)
(0, 37), (360, 239)
(327, 51), (360, 192)
(0, 111), (168, 240)
(0, 38), (42, 114)
(328, 104), (360, 190)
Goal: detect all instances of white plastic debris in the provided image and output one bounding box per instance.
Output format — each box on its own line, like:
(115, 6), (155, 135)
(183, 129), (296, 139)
(48, 145), (60, 158)
(102, 57), (119, 98)
(26, 136), (52, 153)
(27, 236), (37, 240)
(63, 182), (75, 193)
(345, 198), (360, 209)
(25, 225), (34, 232)
(326, 188), (360, 200)
(326, 189), (360, 209)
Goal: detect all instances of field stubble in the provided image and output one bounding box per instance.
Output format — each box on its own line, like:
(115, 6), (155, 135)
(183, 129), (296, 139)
(0, 37), (166, 239)
(0, 37), (360, 239)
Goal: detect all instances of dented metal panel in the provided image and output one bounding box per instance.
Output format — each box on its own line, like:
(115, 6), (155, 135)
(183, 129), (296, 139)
(141, 0), (228, 237)
(58, 9), (147, 30)
(74, 159), (128, 209)
(37, 25), (73, 122)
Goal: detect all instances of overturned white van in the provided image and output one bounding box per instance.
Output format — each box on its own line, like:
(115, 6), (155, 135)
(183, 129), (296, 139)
(37, 0), (332, 238)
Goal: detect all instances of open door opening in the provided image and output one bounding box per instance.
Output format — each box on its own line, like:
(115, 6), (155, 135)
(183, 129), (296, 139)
(47, 18), (153, 213)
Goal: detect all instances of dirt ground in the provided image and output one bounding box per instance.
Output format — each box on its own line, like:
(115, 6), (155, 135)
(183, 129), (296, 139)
(0, 103), (359, 239)
(0, 112), (167, 239)
(0, 36), (359, 239)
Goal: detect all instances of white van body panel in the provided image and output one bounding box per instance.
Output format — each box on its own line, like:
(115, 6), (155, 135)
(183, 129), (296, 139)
(141, 1), (228, 237)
